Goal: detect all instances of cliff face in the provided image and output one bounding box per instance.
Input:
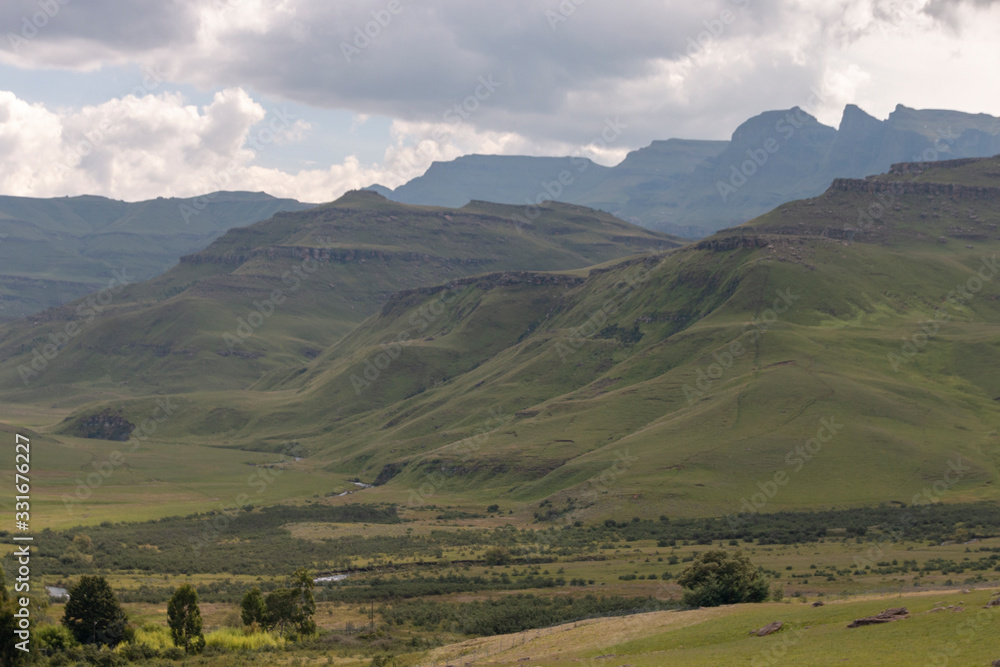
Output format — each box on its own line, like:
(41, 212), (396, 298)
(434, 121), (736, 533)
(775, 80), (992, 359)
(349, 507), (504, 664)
(181, 246), (499, 266)
(829, 178), (1000, 199)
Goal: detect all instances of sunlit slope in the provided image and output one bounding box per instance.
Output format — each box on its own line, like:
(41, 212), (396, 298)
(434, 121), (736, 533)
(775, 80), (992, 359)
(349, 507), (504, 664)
(0, 191), (679, 402)
(45, 158), (1000, 516)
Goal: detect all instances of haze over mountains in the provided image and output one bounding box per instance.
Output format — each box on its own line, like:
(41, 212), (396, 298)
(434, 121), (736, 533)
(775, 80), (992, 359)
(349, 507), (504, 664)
(371, 104), (1000, 237)
(5, 104), (999, 322)
(0, 191), (313, 321)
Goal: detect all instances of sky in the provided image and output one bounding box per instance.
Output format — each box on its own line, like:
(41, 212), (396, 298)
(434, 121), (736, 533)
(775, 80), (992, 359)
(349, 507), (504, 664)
(0, 0), (998, 203)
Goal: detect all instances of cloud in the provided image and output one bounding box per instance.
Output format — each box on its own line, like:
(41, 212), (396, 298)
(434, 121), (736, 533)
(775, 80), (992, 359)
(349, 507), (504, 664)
(0, 0), (998, 201)
(0, 87), (385, 202)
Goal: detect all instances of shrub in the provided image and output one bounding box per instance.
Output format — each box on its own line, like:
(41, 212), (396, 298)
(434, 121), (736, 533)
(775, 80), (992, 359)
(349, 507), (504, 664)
(483, 547), (512, 566)
(204, 627), (285, 651)
(677, 550), (770, 608)
(35, 624), (78, 653)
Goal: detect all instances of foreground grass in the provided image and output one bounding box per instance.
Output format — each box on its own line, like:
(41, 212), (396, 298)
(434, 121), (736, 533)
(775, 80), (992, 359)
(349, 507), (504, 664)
(419, 588), (1000, 666)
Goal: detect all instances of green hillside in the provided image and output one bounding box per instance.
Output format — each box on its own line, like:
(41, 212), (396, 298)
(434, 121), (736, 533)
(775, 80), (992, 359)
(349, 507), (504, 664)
(0, 191), (681, 401)
(29, 157), (1000, 523)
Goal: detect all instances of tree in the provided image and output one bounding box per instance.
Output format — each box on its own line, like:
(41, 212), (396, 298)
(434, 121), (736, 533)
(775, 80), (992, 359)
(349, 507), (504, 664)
(263, 569), (316, 636)
(264, 588), (299, 635)
(62, 575), (129, 647)
(290, 568), (317, 635)
(167, 584), (205, 653)
(677, 550), (770, 608)
(240, 587), (266, 628)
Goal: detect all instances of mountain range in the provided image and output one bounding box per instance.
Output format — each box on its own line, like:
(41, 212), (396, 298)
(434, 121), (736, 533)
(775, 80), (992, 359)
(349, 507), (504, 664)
(6, 104), (999, 323)
(0, 191), (313, 321)
(371, 104), (1000, 238)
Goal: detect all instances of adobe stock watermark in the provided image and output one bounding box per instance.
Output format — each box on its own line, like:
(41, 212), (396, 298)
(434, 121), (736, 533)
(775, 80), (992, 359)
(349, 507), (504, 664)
(849, 127), (958, 240)
(18, 268), (134, 385)
(189, 442), (306, 554)
(675, 0), (751, 61)
(60, 397), (178, 514)
(923, 600), (997, 666)
(716, 90), (828, 202)
(222, 256), (319, 353)
(726, 416), (843, 528)
(351, 282), (461, 395)
(6, 0), (71, 54)
(888, 255), (998, 371)
(383, 74), (502, 186)
(53, 65), (166, 179)
(554, 259), (652, 362)
(340, 0), (405, 63)
(910, 126), (959, 163)
(407, 406), (508, 507)
(511, 116), (626, 232)
(683, 288), (800, 403)
(520, 446), (639, 562)
(873, 0), (926, 38)
(180, 105), (301, 224)
(545, 0), (587, 31)
(750, 627), (807, 667)
(577, 448), (640, 501)
(852, 456), (971, 571)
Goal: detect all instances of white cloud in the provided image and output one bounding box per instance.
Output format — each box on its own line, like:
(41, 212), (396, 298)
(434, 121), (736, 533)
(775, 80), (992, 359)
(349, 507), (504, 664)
(0, 0), (999, 201)
(0, 87), (389, 202)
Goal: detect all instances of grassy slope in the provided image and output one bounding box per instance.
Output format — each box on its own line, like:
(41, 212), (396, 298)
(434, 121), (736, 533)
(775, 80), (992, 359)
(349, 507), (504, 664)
(0, 192), (679, 401)
(420, 588), (1000, 666)
(24, 158), (999, 524)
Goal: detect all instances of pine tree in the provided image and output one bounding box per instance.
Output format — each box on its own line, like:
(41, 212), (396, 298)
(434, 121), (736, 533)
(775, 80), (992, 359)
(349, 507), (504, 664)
(240, 586), (266, 628)
(167, 584), (205, 653)
(62, 575), (129, 646)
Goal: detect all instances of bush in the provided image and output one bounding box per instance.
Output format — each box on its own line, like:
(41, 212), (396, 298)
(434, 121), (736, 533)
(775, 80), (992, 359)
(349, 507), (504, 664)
(118, 642), (159, 661)
(483, 547), (512, 566)
(677, 550), (770, 608)
(35, 624), (78, 653)
(204, 627), (285, 651)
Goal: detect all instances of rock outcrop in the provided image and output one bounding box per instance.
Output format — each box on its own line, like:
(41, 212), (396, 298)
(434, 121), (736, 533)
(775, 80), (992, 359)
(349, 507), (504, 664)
(847, 607), (908, 628)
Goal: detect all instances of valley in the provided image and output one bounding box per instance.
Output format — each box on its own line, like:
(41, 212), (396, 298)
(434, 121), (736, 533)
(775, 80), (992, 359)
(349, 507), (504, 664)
(4, 151), (1000, 665)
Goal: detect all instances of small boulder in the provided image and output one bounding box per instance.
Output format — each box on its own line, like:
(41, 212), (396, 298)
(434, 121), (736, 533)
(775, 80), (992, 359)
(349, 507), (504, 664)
(812, 601), (824, 607)
(751, 621), (784, 637)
